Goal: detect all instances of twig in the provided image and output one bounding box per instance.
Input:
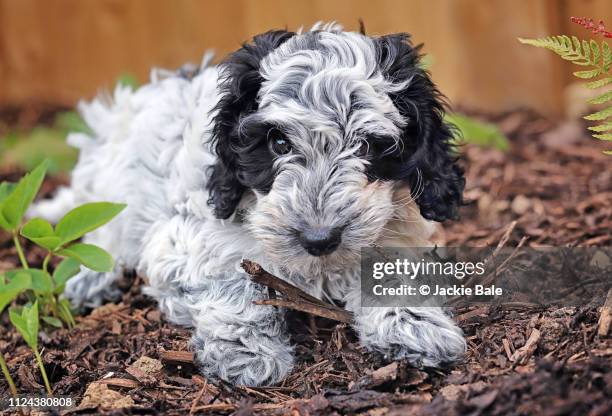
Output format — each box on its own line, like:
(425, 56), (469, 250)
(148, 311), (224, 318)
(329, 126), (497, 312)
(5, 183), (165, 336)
(160, 350), (195, 364)
(241, 260), (323, 305)
(190, 384), (207, 414)
(598, 288), (612, 337)
(494, 236), (528, 275)
(502, 338), (514, 361)
(478, 235), (528, 288)
(489, 220), (517, 260)
(99, 378), (140, 389)
(190, 401), (302, 412)
(254, 299), (353, 324)
(241, 260), (355, 324)
(349, 362), (398, 391)
(510, 328), (540, 365)
(454, 306), (490, 322)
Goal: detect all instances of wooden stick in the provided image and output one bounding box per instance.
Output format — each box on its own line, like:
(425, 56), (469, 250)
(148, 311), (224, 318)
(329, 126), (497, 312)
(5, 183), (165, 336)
(99, 378), (140, 389)
(510, 328), (540, 365)
(254, 299), (354, 324)
(241, 259), (355, 324)
(241, 260), (324, 305)
(190, 400), (307, 413)
(598, 288), (612, 337)
(160, 350), (195, 364)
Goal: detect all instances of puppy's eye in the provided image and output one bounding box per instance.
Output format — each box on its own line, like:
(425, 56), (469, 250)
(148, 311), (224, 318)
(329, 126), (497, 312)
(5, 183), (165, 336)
(269, 134), (292, 155)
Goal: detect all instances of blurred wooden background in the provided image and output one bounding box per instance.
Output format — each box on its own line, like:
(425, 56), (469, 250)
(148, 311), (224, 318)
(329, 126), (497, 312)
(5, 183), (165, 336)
(0, 0), (611, 116)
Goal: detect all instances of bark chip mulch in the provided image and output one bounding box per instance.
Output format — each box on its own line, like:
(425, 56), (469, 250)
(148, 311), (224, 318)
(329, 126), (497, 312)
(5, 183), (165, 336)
(0, 110), (611, 415)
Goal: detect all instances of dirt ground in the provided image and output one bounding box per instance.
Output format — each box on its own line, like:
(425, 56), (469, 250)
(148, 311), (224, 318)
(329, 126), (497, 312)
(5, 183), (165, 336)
(1, 109), (611, 415)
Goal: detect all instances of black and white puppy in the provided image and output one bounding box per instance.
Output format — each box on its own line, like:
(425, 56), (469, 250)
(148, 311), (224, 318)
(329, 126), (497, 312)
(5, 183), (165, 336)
(32, 23), (466, 386)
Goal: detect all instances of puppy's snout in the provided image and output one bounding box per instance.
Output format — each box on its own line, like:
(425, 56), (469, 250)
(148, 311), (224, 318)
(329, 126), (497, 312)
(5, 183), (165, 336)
(298, 226), (342, 256)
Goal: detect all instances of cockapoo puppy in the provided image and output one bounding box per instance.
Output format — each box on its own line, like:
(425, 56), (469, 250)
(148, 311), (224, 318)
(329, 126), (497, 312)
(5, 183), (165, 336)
(32, 23), (466, 386)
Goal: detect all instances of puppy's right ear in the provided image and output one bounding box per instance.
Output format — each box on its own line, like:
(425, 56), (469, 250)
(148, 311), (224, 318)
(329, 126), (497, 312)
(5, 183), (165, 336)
(208, 30), (295, 219)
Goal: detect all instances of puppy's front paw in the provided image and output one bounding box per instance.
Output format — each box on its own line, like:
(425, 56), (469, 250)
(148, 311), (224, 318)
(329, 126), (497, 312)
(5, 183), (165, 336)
(191, 334), (294, 386)
(356, 307), (466, 367)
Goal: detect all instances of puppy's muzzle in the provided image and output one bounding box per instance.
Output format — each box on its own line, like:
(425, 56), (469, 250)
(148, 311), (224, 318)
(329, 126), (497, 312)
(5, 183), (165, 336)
(298, 226), (342, 256)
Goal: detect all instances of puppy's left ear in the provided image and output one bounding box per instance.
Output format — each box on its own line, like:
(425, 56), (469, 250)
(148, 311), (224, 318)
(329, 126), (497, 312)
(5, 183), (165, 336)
(208, 30), (295, 219)
(374, 33), (465, 222)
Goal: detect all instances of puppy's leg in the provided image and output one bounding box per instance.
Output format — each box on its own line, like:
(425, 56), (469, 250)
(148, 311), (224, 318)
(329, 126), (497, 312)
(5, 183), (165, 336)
(63, 225), (125, 308)
(64, 267), (122, 308)
(141, 216), (294, 386)
(351, 305), (466, 367)
(184, 279), (294, 386)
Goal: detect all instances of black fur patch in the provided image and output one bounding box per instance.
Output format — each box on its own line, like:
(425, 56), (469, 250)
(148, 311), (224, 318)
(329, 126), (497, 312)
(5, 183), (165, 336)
(207, 30), (296, 219)
(371, 33), (465, 222)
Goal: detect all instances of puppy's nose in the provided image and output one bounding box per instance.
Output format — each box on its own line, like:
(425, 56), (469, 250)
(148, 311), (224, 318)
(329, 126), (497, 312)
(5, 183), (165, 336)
(298, 226), (342, 256)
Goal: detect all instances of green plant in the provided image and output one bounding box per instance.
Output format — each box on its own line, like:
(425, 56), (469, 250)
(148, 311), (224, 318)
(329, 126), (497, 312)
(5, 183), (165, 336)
(0, 273), (31, 397)
(519, 17), (612, 154)
(0, 159), (126, 394)
(8, 302), (51, 395)
(446, 113), (509, 151)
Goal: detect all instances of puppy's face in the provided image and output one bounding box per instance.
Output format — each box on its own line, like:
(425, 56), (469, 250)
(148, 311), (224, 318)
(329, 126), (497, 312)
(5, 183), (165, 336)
(208, 26), (464, 274)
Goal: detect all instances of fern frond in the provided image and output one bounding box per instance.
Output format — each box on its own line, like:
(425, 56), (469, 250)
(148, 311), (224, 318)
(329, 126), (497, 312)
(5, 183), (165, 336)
(590, 40), (601, 65)
(584, 106), (612, 121)
(520, 35), (612, 154)
(592, 133), (612, 141)
(574, 68), (602, 79)
(517, 36), (607, 70)
(572, 36), (582, 54)
(603, 42), (611, 71)
(583, 40), (591, 62)
(586, 76), (612, 89)
(518, 36), (580, 61)
(588, 90), (612, 104)
(588, 122), (612, 132)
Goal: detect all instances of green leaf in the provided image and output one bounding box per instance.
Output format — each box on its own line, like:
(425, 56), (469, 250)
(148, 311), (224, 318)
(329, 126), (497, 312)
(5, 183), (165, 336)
(0, 272), (32, 313)
(592, 132), (612, 141)
(55, 111), (91, 135)
(0, 182), (16, 204)
(582, 40), (591, 61)
(560, 55), (584, 62)
(445, 113), (510, 152)
(586, 77), (612, 89)
(574, 68), (601, 79)
(0, 214), (9, 231)
(603, 41), (611, 71)
(55, 202), (126, 245)
(588, 122), (612, 132)
(588, 91), (612, 105)
(58, 243), (114, 272)
(0, 160), (49, 231)
(7, 269), (53, 295)
(572, 36), (581, 54)
(590, 40), (600, 65)
(52, 257), (81, 294)
(41, 316), (63, 328)
(21, 217), (61, 251)
(57, 299), (75, 327)
(585, 107), (612, 121)
(9, 301), (39, 350)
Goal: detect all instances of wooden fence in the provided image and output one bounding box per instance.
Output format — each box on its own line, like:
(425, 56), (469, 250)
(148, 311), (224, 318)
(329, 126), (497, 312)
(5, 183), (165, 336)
(1, 0), (611, 116)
